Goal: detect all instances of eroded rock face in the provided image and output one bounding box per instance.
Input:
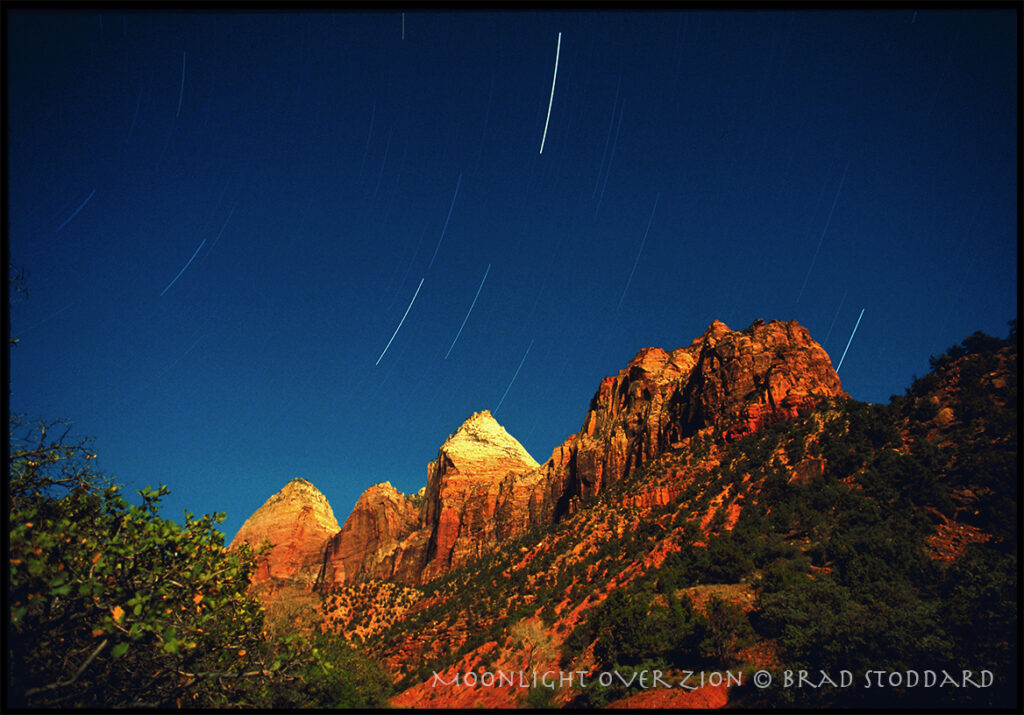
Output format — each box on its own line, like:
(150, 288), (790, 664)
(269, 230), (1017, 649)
(316, 482), (424, 589)
(536, 319), (846, 519)
(419, 410), (540, 582)
(228, 478), (339, 591)
(681, 319), (845, 440)
(316, 410), (541, 587)
(236, 319), (846, 589)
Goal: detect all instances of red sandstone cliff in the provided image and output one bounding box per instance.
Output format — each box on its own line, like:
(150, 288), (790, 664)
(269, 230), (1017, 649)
(315, 482), (423, 588)
(228, 478), (339, 595)
(234, 319), (846, 590)
(537, 318), (846, 519)
(315, 410), (541, 588)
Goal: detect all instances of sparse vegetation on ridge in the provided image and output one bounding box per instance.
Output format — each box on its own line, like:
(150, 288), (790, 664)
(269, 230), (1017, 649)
(8, 322), (1015, 708)
(363, 323), (1016, 708)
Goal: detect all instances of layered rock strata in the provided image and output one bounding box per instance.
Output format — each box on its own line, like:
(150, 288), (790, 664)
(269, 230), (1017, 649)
(228, 478), (340, 591)
(233, 319), (847, 589)
(315, 410), (541, 588)
(544, 318), (845, 518)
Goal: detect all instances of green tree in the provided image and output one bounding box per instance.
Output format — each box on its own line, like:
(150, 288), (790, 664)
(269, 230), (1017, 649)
(296, 632), (393, 708)
(939, 546), (1017, 707)
(700, 595), (754, 666)
(7, 416), (390, 708)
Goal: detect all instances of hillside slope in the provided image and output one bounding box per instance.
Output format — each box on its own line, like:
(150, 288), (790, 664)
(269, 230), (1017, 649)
(232, 319), (1017, 709)
(373, 322), (1016, 709)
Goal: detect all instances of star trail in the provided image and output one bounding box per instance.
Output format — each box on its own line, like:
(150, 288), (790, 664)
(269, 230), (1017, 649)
(7, 9), (1016, 538)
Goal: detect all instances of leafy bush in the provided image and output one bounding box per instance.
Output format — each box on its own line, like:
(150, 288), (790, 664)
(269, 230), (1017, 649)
(7, 417), (390, 708)
(562, 581), (708, 674)
(699, 595), (754, 666)
(937, 545), (1017, 707)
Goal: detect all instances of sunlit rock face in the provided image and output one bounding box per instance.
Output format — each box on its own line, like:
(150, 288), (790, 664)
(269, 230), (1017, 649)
(419, 410), (540, 583)
(678, 319), (846, 441)
(533, 319), (846, 519)
(317, 410), (542, 587)
(237, 319), (846, 588)
(315, 482), (425, 589)
(228, 478), (339, 592)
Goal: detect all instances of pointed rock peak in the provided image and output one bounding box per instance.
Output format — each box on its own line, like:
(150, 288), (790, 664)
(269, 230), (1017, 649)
(687, 320), (733, 349)
(266, 477), (331, 506)
(355, 482), (426, 513)
(359, 481), (406, 503)
(282, 477), (318, 492)
(266, 478), (332, 512)
(441, 410), (539, 469)
(449, 410), (505, 440)
(228, 477), (339, 553)
(462, 409), (500, 428)
(705, 319), (732, 338)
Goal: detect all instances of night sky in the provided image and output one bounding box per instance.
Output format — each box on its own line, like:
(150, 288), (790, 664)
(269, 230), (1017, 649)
(7, 8), (1018, 540)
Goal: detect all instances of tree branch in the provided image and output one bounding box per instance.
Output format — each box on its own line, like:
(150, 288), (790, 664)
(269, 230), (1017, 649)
(24, 638), (109, 697)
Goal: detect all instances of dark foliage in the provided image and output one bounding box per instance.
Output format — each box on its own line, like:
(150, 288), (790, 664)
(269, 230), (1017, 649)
(7, 416), (392, 709)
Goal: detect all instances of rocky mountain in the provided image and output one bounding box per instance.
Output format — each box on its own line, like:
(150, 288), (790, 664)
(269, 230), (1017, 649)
(540, 318), (844, 520)
(316, 481), (423, 588)
(228, 477), (339, 595)
(228, 319), (1017, 709)
(316, 410), (542, 587)
(232, 318), (846, 592)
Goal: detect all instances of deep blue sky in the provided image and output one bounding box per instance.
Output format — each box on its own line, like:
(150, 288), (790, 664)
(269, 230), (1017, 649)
(7, 8), (1017, 540)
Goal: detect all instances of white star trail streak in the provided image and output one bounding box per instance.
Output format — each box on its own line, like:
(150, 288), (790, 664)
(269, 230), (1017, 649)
(127, 84), (143, 140)
(19, 302), (77, 335)
(445, 264), (490, 359)
(55, 189), (96, 233)
(155, 335), (204, 381)
(206, 202), (239, 254)
(175, 51), (186, 119)
(427, 172), (462, 271)
(798, 160), (850, 302)
(160, 236), (208, 296)
(388, 225), (428, 311)
(495, 338), (534, 413)
(835, 308), (865, 373)
(376, 277), (424, 366)
(823, 288), (848, 346)
(593, 72), (622, 197)
(595, 100), (624, 216)
(617, 193), (660, 311)
(538, 32), (561, 155)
